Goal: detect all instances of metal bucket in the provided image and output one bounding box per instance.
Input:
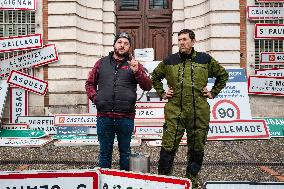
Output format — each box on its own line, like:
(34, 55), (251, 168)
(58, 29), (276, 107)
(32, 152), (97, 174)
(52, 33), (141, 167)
(129, 153), (150, 173)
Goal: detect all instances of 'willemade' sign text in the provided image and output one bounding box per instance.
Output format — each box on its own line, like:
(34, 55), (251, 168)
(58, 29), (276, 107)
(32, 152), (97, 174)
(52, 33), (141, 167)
(7, 70), (48, 95)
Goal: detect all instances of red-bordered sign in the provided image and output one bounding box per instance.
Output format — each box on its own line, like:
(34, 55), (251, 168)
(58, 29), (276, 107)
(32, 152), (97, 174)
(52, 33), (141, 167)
(260, 52), (284, 64)
(0, 44), (58, 77)
(208, 120), (270, 140)
(0, 34), (42, 53)
(99, 169), (191, 189)
(0, 171), (99, 189)
(247, 6), (284, 20)
(255, 23), (284, 39)
(248, 75), (284, 96)
(7, 70), (48, 95)
(212, 99), (241, 120)
(0, 0), (36, 11)
(10, 87), (28, 123)
(54, 114), (97, 126)
(134, 126), (163, 139)
(255, 68), (284, 77)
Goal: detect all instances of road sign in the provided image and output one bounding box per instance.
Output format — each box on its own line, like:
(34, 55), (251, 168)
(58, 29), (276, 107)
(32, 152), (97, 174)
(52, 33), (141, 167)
(248, 75), (284, 96)
(57, 126), (89, 135)
(0, 44), (58, 77)
(247, 6), (284, 20)
(0, 79), (9, 122)
(0, 0), (36, 10)
(204, 181), (284, 189)
(0, 138), (52, 147)
(54, 114), (97, 126)
(10, 87), (28, 123)
(212, 99), (240, 120)
(99, 169), (191, 189)
(256, 68), (284, 77)
(135, 107), (164, 119)
(255, 117), (284, 137)
(0, 170), (99, 189)
(208, 68), (252, 120)
(7, 70), (48, 95)
(260, 52), (284, 64)
(2, 123), (28, 130)
(255, 23), (284, 39)
(208, 120), (270, 140)
(0, 129), (48, 138)
(134, 126), (163, 139)
(0, 34), (42, 53)
(18, 116), (57, 134)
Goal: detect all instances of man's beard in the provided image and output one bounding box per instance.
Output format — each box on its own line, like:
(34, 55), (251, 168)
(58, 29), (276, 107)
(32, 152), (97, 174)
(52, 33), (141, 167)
(114, 48), (129, 59)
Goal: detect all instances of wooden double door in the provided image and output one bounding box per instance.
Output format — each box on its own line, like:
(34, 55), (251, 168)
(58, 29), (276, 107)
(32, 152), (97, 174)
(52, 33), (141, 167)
(116, 0), (172, 61)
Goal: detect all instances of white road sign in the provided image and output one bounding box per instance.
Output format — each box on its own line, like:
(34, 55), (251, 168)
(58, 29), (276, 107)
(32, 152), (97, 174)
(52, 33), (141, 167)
(134, 48), (154, 62)
(10, 87), (28, 123)
(256, 68), (284, 77)
(208, 120), (270, 140)
(54, 114), (97, 126)
(0, 138), (52, 147)
(134, 126), (163, 139)
(7, 70), (48, 95)
(208, 68), (252, 120)
(260, 52), (284, 64)
(0, 34), (42, 53)
(18, 116), (57, 134)
(0, 79), (9, 121)
(2, 123), (28, 130)
(247, 6), (284, 20)
(0, 44), (58, 77)
(0, 0), (36, 10)
(135, 107), (164, 119)
(0, 171), (98, 189)
(99, 169), (191, 189)
(248, 75), (284, 96)
(255, 23), (284, 39)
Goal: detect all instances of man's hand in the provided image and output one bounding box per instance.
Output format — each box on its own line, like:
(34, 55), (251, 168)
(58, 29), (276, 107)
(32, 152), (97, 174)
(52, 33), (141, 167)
(202, 87), (213, 99)
(163, 87), (174, 100)
(128, 55), (139, 73)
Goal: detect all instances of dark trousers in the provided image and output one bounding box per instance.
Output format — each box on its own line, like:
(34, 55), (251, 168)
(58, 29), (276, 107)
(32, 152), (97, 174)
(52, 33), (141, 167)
(97, 117), (134, 171)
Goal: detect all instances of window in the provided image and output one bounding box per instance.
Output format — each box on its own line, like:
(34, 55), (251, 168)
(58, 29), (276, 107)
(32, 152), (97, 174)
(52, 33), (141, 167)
(119, 0), (139, 10)
(254, 2), (284, 70)
(149, 0), (168, 9)
(0, 10), (35, 59)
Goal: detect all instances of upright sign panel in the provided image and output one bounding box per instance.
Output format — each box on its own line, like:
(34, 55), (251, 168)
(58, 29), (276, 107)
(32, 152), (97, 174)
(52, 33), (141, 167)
(0, 34), (42, 53)
(18, 116), (57, 134)
(260, 52), (284, 64)
(208, 68), (252, 120)
(0, 0), (36, 10)
(247, 6), (284, 20)
(0, 79), (9, 121)
(0, 170), (99, 189)
(10, 87), (28, 123)
(255, 23), (284, 39)
(248, 75), (284, 96)
(255, 117), (284, 137)
(256, 68), (284, 77)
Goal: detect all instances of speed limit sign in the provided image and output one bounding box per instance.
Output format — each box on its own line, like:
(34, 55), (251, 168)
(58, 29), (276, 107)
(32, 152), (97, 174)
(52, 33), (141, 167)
(212, 99), (240, 120)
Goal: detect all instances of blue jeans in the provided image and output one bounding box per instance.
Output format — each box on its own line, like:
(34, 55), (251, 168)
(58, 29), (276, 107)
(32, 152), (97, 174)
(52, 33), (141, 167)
(97, 117), (134, 171)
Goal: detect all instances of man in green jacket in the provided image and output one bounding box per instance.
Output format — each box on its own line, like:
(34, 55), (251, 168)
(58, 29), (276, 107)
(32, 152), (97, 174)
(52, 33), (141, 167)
(152, 29), (228, 188)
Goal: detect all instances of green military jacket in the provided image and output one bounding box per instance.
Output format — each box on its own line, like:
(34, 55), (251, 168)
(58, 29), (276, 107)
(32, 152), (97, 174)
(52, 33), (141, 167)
(152, 49), (229, 119)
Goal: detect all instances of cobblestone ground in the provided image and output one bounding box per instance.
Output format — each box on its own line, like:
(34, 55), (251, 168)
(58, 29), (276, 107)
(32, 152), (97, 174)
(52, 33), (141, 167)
(0, 138), (283, 188)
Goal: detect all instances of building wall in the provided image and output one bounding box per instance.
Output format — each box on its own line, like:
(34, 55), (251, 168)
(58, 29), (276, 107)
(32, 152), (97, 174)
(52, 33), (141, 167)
(172, 0), (240, 66)
(46, 0), (115, 114)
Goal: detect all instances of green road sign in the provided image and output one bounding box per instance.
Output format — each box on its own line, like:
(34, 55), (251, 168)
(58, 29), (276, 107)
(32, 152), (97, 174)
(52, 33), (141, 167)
(0, 129), (48, 138)
(254, 118), (284, 137)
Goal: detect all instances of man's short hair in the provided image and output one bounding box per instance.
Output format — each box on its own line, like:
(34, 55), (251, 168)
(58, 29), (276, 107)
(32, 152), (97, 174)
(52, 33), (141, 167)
(178, 29), (195, 40)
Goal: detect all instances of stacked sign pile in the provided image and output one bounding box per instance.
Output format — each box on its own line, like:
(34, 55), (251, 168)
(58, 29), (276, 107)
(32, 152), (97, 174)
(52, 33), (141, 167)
(0, 2), (58, 146)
